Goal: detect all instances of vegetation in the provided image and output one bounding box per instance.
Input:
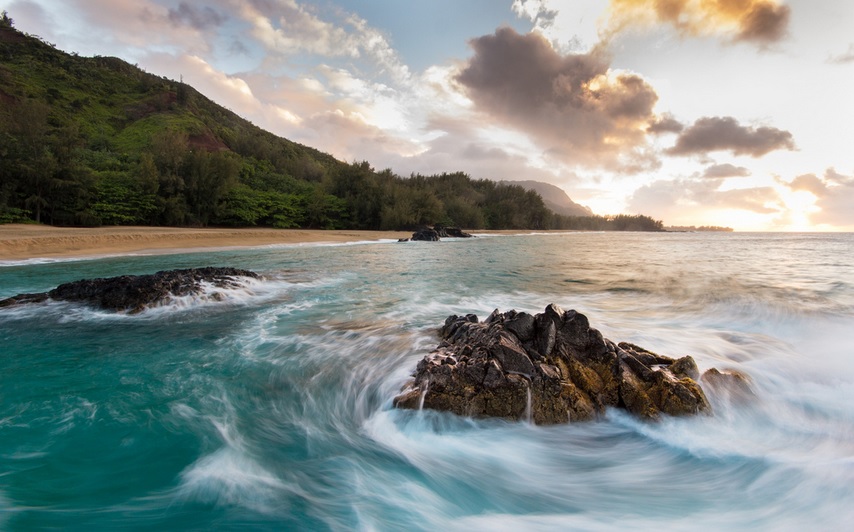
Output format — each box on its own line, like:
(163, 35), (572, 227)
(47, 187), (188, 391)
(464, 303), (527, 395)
(0, 14), (664, 232)
(666, 225), (734, 232)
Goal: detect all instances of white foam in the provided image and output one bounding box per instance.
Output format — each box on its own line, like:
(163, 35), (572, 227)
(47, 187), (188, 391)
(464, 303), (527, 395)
(177, 447), (292, 513)
(0, 256), (97, 267)
(5, 274), (298, 322)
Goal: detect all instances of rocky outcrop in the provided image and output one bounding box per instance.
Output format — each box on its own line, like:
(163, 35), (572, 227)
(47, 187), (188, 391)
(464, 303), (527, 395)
(394, 305), (744, 424)
(410, 228), (440, 241)
(409, 225), (474, 241)
(0, 267), (259, 313)
(434, 225), (474, 238)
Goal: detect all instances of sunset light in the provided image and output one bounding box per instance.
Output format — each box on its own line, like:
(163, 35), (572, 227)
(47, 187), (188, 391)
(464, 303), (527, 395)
(2, 2), (854, 529)
(3, 0), (848, 230)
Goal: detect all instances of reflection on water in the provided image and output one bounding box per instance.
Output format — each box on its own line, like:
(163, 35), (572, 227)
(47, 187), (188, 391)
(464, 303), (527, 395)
(1, 232), (853, 529)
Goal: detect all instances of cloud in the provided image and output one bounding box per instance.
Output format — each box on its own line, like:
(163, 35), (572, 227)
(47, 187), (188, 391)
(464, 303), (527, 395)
(98, 0), (212, 48)
(510, 0), (604, 53)
(455, 27), (659, 171)
(213, 66), (426, 165)
(627, 178), (783, 223)
(235, 0), (410, 82)
(825, 168), (854, 185)
(604, 0), (790, 47)
(714, 187), (781, 213)
(785, 169), (854, 227)
(143, 53), (263, 113)
(788, 173), (827, 196)
(667, 116), (795, 157)
(703, 163), (751, 178)
(647, 114), (684, 134)
(298, 110), (424, 162)
(511, 0), (559, 33)
(828, 44), (854, 64)
(239, 1), (357, 57)
(733, 1), (791, 44)
(167, 3), (225, 30)
(352, 115), (580, 187)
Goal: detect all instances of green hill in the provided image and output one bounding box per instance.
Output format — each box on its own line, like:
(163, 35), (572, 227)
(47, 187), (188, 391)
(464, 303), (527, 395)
(0, 13), (663, 232)
(0, 13), (350, 228)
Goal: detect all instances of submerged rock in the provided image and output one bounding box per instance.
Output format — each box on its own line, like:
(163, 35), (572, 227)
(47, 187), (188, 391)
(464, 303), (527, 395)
(394, 305), (744, 424)
(0, 267), (259, 313)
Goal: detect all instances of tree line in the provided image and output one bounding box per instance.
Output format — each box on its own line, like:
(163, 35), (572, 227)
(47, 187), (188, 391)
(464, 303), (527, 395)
(0, 13), (663, 232)
(0, 104), (662, 231)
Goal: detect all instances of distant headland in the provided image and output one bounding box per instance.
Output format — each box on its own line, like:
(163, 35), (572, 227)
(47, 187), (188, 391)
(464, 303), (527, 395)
(666, 226), (734, 232)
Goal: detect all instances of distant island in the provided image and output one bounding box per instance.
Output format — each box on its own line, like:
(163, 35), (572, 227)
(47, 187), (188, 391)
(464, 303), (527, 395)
(0, 13), (662, 233)
(666, 226), (734, 232)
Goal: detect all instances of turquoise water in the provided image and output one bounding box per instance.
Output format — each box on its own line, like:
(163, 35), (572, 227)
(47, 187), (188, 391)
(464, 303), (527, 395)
(1, 232), (853, 530)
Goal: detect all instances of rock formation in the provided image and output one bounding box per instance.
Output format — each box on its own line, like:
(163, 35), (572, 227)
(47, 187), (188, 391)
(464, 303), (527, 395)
(0, 267), (259, 313)
(395, 304), (747, 424)
(409, 228), (440, 241)
(408, 225), (474, 241)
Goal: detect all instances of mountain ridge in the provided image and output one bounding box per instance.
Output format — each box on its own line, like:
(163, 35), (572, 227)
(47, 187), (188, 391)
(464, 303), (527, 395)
(502, 180), (593, 217)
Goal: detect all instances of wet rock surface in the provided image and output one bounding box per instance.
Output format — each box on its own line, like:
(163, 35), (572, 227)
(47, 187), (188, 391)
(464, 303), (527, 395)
(409, 225), (474, 241)
(0, 267), (259, 313)
(395, 305), (747, 424)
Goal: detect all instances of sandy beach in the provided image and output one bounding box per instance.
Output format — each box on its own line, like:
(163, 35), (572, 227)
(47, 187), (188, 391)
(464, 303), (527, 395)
(0, 225), (414, 261)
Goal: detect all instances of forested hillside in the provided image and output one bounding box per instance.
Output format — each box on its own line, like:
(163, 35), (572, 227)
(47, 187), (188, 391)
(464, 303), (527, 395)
(0, 13), (663, 232)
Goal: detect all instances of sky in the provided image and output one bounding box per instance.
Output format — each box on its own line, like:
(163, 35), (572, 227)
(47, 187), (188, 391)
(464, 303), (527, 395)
(3, 0), (853, 230)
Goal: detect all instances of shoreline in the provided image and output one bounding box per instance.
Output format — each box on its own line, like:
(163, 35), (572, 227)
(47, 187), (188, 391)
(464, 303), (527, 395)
(0, 225), (558, 262)
(0, 225), (413, 261)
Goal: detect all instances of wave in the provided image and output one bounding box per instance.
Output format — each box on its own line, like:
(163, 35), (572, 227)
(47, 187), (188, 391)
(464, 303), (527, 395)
(3, 232), (854, 529)
(0, 256), (101, 268)
(260, 238), (402, 249)
(176, 447), (296, 514)
(0, 274), (307, 323)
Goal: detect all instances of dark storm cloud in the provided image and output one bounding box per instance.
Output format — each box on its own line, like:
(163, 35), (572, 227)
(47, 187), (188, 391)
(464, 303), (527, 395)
(455, 27), (659, 170)
(703, 163), (751, 178)
(667, 116), (795, 157)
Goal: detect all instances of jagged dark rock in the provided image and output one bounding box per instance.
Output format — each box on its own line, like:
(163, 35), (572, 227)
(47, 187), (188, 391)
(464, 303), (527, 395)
(410, 228), (440, 241)
(434, 224), (474, 238)
(0, 267), (259, 313)
(409, 225), (474, 241)
(394, 305), (743, 424)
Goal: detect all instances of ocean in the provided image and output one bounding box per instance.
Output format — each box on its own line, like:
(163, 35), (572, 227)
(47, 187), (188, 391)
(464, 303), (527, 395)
(1, 232), (852, 530)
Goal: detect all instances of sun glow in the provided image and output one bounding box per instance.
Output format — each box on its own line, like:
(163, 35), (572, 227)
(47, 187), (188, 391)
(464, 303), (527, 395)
(778, 189), (819, 231)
